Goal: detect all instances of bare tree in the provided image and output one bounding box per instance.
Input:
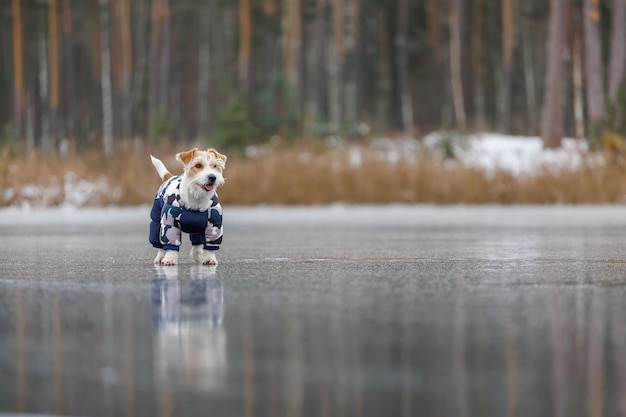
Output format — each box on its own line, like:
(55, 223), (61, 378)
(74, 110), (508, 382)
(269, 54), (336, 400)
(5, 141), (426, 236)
(376, 6), (392, 131)
(449, 0), (466, 129)
(500, 0), (514, 132)
(131, 0), (150, 138)
(520, 2), (539, 134)
(313, 0), (329, 122)
(100, 0), (114, 155)
(39, 3), (51, 153)
(11, 0), (24, 147)
(583, 0), (606, 136)
(572, 12), (586, 138)
(396, 0), (414, 132)
(329, 0), (345, 128)
(49, 0), (60, 151)
(471, 0), (486, 131)
(148, 0), (172, 138)
(197, 1), (213, 138)
(239, 0), (251, 95)
(118, 0), (133, 140)
(541, 0), (569, 148)
(427, 0), (442, 65)
(345, 0), (360, 123)
(62, 0), (77, 146)
(609, 0), (626, 102)
(283, 0), (302, 117)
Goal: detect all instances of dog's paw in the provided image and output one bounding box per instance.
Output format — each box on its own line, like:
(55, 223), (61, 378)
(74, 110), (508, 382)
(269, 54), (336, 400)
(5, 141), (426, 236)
(191, 246), (218, 265)
(191, 245), (204, 263)
(160, 250), (179, 266)
(202, 250), (218, 265)
(154, 249), (166, 265)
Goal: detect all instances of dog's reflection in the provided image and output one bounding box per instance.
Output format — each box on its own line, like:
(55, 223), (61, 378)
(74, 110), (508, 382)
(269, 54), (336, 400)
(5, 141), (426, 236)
(151, 265), (226, 392)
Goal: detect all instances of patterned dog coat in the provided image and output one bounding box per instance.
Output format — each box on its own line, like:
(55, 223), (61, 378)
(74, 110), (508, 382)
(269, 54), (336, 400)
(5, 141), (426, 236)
(149, 176), (223, 251)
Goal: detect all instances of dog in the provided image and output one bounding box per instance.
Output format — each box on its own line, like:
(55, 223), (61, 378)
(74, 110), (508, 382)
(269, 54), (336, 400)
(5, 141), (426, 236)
(149, 148), (227, 266)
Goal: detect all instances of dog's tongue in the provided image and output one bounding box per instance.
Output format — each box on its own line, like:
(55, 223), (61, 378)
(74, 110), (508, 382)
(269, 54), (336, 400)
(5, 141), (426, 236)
(203, 184), (213, 192)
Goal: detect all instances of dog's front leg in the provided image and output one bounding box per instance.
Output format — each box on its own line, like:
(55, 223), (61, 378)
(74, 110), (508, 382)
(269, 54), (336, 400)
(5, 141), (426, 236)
(191, 245), (217, 265)
(154, 249), (166, 264)
(160, 250), (179, 265)
(191, 245), (204, 263)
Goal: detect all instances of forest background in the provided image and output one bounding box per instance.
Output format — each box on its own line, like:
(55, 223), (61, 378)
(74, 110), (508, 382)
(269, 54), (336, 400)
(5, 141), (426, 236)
(2, 0), (626, 207)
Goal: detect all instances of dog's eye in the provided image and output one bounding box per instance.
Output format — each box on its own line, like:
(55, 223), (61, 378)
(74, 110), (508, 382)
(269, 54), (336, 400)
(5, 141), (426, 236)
(194, 163), (203, 169)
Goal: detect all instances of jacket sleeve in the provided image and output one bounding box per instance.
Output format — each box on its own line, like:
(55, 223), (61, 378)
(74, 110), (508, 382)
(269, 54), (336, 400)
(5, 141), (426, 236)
(159, 203), (183, 251)
(204, 196), (223, 250)
(149, 197), (164, 248)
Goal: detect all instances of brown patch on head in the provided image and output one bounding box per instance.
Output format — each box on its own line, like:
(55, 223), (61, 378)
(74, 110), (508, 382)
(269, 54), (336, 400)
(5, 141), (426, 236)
(177, 148), (210, 178)
(175, 148), (226, 178)
(176, 148), (199, 166)
(207, 148), (227, 172)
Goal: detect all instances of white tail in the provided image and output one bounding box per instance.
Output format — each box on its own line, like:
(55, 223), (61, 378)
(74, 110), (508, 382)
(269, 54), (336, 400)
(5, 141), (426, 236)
(150, 155), (172, 181)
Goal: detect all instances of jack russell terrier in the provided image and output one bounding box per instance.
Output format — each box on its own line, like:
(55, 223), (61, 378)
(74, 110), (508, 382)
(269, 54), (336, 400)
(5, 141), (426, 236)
(149, 148), (227, 266)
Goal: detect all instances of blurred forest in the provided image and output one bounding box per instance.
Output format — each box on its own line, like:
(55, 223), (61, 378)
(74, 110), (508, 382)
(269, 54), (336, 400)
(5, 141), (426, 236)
(1, 0), (626, 156)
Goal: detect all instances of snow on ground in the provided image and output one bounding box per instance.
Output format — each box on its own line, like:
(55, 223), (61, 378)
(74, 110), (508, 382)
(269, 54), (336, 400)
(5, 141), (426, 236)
(422, 132), (601, 176)
(2, 171), (111, 210)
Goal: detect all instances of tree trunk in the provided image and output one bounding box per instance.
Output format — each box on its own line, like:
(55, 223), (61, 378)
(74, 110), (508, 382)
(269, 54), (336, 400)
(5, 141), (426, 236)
(314, 0), (329, 122)
(500, 0), (514, 132)
(197, 2), (213, 138)
(62, 0), (77, 146)
(119, 0), (133, 140)
(39, 5), (52, 153)
(396, 0), (413, 133)
(49, 0), (60, 152)
(131, 0), (149, 138)
(583, 0), (606, 137)
(471, 0), (485, 131)
(100, 0), (114, 156)
(541, 0), (569, 148)
(427, 0), (442, 65)
(573, 33), (586, 138)
(159, 0), (172, 129)
(180, 11), (198, 141)
(376, 7), (392, 131)
(521, 6), (538, 134)
(449, 0), (466, 129)
(238, 0), (251, 96)
(344, 0), (360, 123)
(264, 0), (276, 15)
(609, 0), (626, 102)
(283, 0), (302, 119)
(148, 0), (172, 139)
(12, 0), (24, 147)
(329, 0), (345, 129)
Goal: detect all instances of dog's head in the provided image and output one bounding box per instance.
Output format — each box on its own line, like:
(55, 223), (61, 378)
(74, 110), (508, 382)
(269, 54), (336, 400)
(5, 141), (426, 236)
(176, 148), (227, 197)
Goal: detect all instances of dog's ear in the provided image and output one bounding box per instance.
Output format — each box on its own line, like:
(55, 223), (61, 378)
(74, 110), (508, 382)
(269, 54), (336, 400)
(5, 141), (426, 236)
(207, 148), (227, 165)
(176, 148), (198, 166)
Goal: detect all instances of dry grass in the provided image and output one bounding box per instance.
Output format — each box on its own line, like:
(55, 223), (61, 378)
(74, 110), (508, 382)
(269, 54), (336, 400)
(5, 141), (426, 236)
(2, 141), (626, 207)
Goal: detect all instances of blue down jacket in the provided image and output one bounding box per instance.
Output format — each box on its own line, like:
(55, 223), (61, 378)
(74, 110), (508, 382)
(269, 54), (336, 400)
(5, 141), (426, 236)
(149, 176), (223, 251)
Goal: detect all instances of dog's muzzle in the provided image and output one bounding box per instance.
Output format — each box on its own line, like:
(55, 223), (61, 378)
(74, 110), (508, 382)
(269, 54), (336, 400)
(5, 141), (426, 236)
(200, 174), (217, 192)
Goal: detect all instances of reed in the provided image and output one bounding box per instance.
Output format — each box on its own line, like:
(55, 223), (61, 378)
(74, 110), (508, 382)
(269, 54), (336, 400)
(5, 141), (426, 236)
(2, 142), (626, 207)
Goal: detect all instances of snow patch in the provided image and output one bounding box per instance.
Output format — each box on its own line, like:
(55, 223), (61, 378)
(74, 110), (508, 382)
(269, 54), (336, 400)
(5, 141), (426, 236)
(2, 172), (109, 209)
(423, 132), (602, 176)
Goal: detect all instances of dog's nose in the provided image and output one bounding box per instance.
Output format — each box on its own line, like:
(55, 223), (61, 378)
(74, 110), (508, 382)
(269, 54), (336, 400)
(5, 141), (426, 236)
(207, 174), (216, 184)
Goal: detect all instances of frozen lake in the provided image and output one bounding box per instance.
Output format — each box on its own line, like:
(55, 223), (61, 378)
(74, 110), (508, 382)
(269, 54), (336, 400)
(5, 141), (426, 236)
(2, 205), (626, 416)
